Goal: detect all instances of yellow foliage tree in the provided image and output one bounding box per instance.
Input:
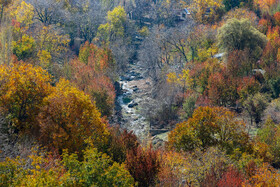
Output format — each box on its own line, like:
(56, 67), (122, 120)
(10, 0), (34, 29)
(37, 50), (51, 68)
(34, 25), (70, 64)
(0, 146), (135, 186)
(0, 149), (70, 186)
(97, 6), (127, 43)
(159, 148), (231, 186)
(168, 106), (251, 154)
(167, 69), (193, 93)
(189, 0), (224, 24)
(0, 63), (52, 134)
(38, 79), (109, 154)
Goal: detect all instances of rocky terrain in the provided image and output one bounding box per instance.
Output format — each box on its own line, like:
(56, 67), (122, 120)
(115, 60), (153, 140)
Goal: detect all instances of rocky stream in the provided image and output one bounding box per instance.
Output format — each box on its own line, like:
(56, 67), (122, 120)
(114, 57), (169, 146)
(114, 60), (153, 140)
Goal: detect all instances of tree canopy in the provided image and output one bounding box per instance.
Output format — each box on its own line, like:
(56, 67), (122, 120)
(218, 18), (267, 55)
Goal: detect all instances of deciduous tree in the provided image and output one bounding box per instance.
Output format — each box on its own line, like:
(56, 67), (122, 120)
(0, 63), (52, 134)
(243, 93), (269, 128)
(189, 0), (224, 24)
(97, 6), (127, 43)
(218, 18), (267, 58)
(70, 42), (115, 117)
(62, 146), (135, 186)
(38, 79), (109, 155)
(126, 146), (161, 187)
(168, 106), (251, 154)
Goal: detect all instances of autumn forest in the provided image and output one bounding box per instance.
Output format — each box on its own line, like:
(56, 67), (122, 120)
(2, 0), (280, 186)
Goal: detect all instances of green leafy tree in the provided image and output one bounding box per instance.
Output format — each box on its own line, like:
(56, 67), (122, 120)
(223, 0), (242, 11)
(256, 118), (280, 164)
(268, 77), (280, 98)
(12, 34), (36, 60)
(218, 18), (267, 58)
(63, 146), (134, 186)
(182, 95), (197, 120)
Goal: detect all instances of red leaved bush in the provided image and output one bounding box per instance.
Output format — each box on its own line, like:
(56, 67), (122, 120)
(207, 66), (259, 107)
(218, 166), (244, 187)
(107, 126), (139, 163)
(201, 161), (227, 187)
(258, 18), (271, 34)
(274, 12), (280, 26)
(126, 146), (161, 187)
(207, 70), (239, 107)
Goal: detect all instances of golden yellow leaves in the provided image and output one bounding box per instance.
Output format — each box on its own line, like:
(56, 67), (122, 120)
(37, 50), (51, 68)
(189, 0), (224, 24)
(0, 63), (52, 133)
(167, 69), (193, 89)
(197, 45), (218, 62)
(38, 78), (109, 154)
(244, 163), (280, 186)
(255, 0), (277, 12)
(10, 1), (34, 27)
(97, 6), (127, 43)
(35, 25), (70, 59)
(12, 34), (35, 60)
(0, 63), (109, 154)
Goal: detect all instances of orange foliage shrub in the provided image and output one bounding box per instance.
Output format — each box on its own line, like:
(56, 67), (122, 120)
(260, 27), (280, 79)
(274, 12), (280, 26)
(258, 18), (270, 34)
(158, 151), (186, 186)
(243, 163), (280, 186)
(255, 0), (277, 12)
(38, 79), (109, 155)
(71, 42), (115, 117)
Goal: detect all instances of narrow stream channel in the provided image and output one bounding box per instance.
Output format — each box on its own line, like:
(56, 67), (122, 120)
(115, 62), (152, 140)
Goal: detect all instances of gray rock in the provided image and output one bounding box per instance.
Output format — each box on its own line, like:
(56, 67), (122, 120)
(128, 102), (138, 108)
(133, 88), (139, 92)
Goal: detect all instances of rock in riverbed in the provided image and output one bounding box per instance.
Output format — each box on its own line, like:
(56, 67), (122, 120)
(128, 101), (138, 108)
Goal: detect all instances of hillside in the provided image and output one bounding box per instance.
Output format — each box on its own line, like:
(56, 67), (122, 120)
(2, 0), (280, 186)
